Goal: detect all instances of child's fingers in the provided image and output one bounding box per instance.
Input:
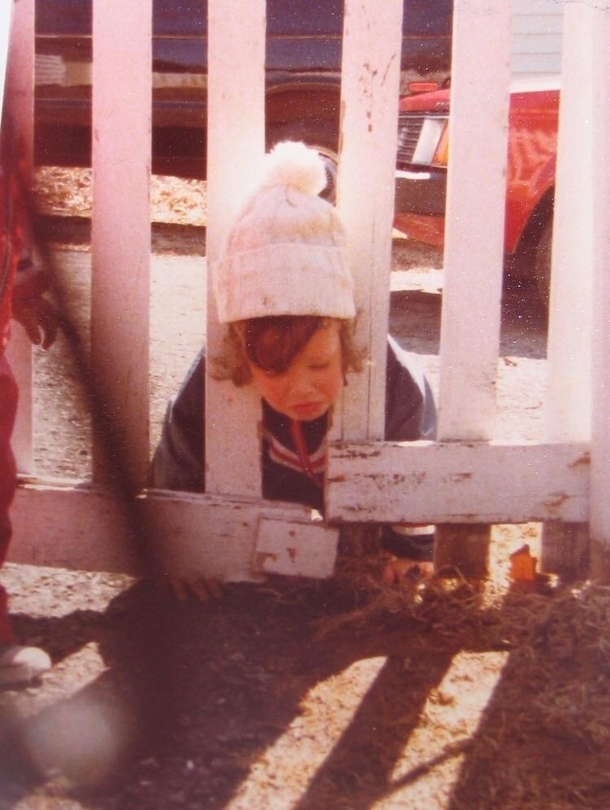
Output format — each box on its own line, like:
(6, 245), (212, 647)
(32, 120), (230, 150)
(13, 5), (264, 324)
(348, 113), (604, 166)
(382, 557), (433, 585)
(381, 561), (399, 585)
(189, 578), (223, 601)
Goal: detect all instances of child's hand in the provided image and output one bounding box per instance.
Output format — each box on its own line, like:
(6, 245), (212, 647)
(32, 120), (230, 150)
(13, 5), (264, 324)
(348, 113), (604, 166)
(169, 576), (223, 602)
(11, 266), (61, 350)
(382, 557), (434, 585)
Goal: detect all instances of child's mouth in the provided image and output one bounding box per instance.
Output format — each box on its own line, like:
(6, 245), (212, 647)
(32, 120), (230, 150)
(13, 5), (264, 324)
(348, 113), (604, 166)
(291, 401), (325, 418)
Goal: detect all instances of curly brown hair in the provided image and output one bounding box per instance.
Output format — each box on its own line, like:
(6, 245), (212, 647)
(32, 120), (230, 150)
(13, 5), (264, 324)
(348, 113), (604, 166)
(212, 315), (363, 386)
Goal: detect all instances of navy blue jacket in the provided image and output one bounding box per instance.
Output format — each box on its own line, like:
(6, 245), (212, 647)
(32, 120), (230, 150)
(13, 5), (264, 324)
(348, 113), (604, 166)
(151, 335), (436, 512)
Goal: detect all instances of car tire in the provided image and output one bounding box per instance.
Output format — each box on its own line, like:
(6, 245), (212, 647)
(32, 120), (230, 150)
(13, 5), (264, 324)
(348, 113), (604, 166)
(534, 218), (553, 309)
(267, 122), (339, 203)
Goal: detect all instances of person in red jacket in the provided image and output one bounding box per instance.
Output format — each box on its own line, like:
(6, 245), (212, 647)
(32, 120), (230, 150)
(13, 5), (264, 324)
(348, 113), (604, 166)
(0, 119), (59, 685)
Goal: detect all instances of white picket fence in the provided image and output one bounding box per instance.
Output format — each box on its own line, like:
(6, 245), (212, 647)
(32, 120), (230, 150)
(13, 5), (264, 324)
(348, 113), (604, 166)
(6, 0), (610, 583)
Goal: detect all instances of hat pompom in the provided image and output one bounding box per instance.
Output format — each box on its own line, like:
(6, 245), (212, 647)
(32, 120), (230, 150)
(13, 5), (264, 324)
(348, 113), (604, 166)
(262, 141), (327, 197)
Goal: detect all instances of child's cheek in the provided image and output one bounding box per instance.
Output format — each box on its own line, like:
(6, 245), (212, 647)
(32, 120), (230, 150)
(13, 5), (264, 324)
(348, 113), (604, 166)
(326, 367), (345, 405)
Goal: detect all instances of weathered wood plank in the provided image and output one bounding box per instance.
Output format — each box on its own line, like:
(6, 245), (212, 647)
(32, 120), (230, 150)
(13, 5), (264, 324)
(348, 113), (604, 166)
(4, 0), (34, 474)
(541, 4), (594, 578)
(327, 441), (589, 524)
(91, 0), (152, 487)
(334, 0), (403, 442)
(545, 8), (593, 445)
(589, 0), (610, 581)
(255, 515), (338, 579)
(205, 0), (265, 498)
(144, 491), (262, 581)
(438, 0), (511, 442)
(10, 483), (339, 581)
(434, 0), (512, 575)
(146, 493), (339, 580)
(10, 482), (139, 574)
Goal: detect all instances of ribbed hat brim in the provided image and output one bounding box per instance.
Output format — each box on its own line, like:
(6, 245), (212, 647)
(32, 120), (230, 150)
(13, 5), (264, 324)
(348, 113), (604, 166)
(213, 241), (356, 322)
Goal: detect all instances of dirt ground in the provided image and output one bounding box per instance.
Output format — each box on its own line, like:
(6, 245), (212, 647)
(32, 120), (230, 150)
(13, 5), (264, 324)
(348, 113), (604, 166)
(0, 170), (608, 809)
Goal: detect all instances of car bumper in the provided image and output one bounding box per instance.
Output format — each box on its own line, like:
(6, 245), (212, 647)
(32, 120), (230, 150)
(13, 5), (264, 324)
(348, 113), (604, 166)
(394, 167), (447, 216)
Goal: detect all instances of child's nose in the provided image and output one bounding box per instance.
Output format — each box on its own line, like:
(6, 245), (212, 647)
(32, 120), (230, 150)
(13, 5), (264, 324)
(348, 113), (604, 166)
(288, 368), (316, 396)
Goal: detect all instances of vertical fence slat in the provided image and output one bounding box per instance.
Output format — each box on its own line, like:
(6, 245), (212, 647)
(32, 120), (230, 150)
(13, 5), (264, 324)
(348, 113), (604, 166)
(541, 5), (592, 578)
(334, 0), (404, 442)
(4, 0), (34, 474)
(5, 0), (33, 177)
(545, 8), (592, 444)
(434, 0), (511, 576)
(589, 0), (610, 579)
(91, 0), (152, 489)
(438, 0), (511, 442)
(205, 0), (265, 498)
(0, 1), (10, 103)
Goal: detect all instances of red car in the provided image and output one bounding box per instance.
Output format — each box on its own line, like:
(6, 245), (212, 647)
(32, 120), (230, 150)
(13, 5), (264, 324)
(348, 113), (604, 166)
(393, 78), (559, 304)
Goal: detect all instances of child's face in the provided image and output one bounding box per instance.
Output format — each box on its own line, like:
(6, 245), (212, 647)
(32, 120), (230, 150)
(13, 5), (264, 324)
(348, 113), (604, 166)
(247, 320), (344, 421)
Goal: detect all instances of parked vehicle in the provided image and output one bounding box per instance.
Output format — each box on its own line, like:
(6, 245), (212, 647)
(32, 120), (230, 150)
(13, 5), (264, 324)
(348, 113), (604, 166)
(393, 78), (559, 305)
(34, 0), (452, 184)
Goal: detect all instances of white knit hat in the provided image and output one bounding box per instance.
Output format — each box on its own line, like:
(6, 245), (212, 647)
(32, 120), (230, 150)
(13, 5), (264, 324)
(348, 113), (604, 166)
(212, 141), (355, 323)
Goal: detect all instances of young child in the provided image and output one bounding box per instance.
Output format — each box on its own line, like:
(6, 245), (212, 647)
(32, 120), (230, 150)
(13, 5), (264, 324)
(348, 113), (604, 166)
(0, 121), (58, 685)
(151, 141), (436, 588)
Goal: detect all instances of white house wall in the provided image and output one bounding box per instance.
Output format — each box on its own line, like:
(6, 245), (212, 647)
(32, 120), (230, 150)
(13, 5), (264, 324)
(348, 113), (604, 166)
(512, 0), (564, 77)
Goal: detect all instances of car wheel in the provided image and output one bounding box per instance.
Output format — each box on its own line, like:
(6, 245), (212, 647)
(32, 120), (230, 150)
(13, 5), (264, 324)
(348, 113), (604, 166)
(267, 124), (339, 203)
(534, 218), (553, 309)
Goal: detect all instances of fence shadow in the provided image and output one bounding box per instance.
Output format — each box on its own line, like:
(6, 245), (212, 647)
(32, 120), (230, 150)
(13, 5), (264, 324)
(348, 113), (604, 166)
(0, 563), (607, 808)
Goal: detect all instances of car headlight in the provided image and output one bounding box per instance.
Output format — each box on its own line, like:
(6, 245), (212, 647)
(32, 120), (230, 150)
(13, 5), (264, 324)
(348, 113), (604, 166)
(413, 117), (449, 167)
(397, 113), (449, 169)
(430, 120), (449, 167)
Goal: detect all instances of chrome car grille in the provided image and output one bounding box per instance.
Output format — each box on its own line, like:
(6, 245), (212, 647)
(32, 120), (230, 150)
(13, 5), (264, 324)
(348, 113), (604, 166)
(396, 113), (426, 166)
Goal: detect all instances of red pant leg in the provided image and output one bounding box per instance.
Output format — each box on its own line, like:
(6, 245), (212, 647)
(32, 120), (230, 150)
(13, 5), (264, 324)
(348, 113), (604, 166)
(0, 354), (18, 644)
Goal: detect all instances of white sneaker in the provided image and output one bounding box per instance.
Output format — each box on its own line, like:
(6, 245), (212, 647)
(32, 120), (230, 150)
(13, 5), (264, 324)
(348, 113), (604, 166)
(0, 644), (51, 685)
